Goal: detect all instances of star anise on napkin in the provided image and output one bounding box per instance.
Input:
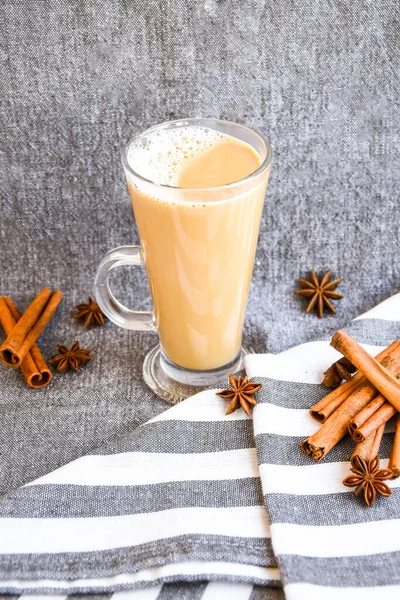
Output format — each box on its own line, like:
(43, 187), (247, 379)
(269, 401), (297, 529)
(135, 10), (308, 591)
(216, 373), (262, 416)
(73, 297), (105, 327)
(343, 455), (392, 507)
(296, 270), (343, 318)
(322, 357), (357, 388)
(49, 342), (92, 372)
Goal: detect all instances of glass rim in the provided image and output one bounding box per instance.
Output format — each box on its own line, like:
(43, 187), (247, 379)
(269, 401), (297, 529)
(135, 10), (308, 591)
(121, 117), (273, 192)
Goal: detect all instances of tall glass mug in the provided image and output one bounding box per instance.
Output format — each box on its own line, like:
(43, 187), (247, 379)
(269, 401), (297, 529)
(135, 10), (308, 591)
(94, 118), (272, 403)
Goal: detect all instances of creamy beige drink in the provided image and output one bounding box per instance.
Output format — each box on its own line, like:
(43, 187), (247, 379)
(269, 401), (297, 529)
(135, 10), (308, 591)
(126, 125), (269, 371)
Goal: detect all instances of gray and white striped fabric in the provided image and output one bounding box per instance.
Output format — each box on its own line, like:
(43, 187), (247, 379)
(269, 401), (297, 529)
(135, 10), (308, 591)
(247, 292), (400, 600)
(1, 293), (400, 599)
(0, 388), (280, 596)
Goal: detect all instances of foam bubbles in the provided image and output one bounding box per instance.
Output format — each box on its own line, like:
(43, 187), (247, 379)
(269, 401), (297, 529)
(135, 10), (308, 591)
(126, 126), (229, 186)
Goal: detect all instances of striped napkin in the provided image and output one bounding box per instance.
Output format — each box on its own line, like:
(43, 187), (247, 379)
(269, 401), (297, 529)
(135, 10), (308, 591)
(1, 293), (400, 600)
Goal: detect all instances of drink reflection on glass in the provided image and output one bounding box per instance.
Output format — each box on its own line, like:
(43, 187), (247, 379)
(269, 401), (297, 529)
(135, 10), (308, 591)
(94, 118), (272, 403)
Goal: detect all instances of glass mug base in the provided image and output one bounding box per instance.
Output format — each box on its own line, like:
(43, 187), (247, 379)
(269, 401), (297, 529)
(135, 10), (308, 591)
(143, 344), (250, 404)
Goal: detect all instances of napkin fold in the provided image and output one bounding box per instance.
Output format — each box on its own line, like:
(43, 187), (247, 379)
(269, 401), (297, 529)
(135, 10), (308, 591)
(2, 293), (400, 599)
(0, 390), (280, 597)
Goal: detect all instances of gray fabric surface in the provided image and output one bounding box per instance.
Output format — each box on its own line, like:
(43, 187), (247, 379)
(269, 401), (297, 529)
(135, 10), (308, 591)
(0, 0), (399, 494)
(155, 583), (208, 600)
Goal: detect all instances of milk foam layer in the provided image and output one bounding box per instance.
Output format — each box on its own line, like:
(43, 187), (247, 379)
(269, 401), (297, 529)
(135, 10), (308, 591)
(127, 126), (240, 186)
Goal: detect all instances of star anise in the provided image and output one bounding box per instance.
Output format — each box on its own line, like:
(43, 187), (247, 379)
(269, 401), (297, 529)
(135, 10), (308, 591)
(322, 357), (357, 388)
(216, 373), (262, 416)
(296, 270), (343, 318)
(73, 297), (105, 327)
(343, 455), (392, 507)
(49, 342), (92, 372)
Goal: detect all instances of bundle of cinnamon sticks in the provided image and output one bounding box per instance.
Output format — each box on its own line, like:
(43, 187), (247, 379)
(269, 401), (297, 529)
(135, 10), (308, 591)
(0, 288), (63, 388)
(301, 331), (400, 481)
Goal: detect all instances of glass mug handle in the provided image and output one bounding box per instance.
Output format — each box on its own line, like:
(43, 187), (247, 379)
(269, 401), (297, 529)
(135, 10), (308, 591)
(93, 245), (156, 331)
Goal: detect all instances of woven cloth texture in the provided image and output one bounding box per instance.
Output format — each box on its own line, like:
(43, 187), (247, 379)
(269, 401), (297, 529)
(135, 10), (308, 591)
(0, 0), (399, 494)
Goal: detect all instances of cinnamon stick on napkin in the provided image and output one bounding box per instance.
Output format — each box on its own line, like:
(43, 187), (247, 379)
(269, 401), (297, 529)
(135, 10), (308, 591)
(331, 330), (400, 412)
(309, 341), (400, 423)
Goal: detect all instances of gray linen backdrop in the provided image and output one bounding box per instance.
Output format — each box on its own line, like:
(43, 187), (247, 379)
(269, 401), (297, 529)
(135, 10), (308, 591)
(0, 0), (399, 494)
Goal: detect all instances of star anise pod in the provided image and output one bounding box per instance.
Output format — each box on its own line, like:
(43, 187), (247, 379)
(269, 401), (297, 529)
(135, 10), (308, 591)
(343, 455), (392, 507)
(49, 342), (92, 373)
(73, 297), (105, 327)
(216, 373), (262, 416)
(322, 357), (357, 388)
(296, 270), (343, 318)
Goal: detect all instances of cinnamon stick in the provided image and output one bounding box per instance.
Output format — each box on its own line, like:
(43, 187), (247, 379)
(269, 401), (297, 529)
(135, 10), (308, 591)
(348, 394), (386, 434)
(352, 423), (386, 462)
(0, 288), (63, 367)
(0, 297), (52, 388)
(351, 402), (397, 442)
(310, 341), (400, 422)
(301, 352), (400, 460)
(331, 331), (400, 412)
(310, 376), (361, 423)
(302, 382), (380, 460)
(388, 413), (400, 479)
